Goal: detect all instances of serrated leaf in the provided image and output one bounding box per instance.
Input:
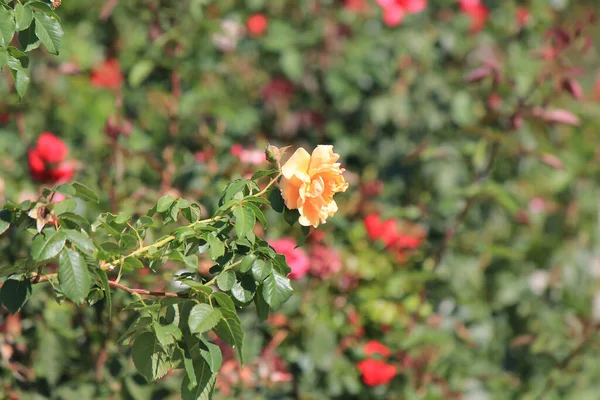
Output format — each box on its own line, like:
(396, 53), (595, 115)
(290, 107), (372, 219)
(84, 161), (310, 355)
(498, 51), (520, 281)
(97, 269), (111, 319)
(268, 188), (285, 213)
(206, 234), (224, 261)
(199, 339), (222, 373)
(15, 4), (33, 31)
(18, 22), (40, 51)
(254, 289), (269, 321)
(216, 269), (236, 291)
(239, 254), (256, 273)
(211, 292), (244, 364)
(181, 358), (216, 400)
(233, 206), (256, 238)
(219, 179), (246, 205)
(251, 259), (272, 282)
(64, 229), (96, 255)
(283, 206), (298, 226)
(231, 275), (256, 303)
(123, 257), (144, 271)
(132, 332), (171, 381)
(53, 198), (76, 215)
(0, 219), (9, 235)
(59, 212), (91, 230)
(0, 8), (15, 48)
(33, 12), (62, 55)
(251, 169), (278, 180)
(7, 55), (29, 98)
(153, 322), (182, 347)
(262, 271), (293, 310)
(0, 279), (32, 314)
(118, 316), (153, 345)
(245, 202), (267, 229)
(58, 248), (91, 305)
(71, 182), (99, 203)
(30, 230), (66, 262)
(0, 47), (7, 68)
(188, 303), (222, 334)
(157, 195), (176, 213)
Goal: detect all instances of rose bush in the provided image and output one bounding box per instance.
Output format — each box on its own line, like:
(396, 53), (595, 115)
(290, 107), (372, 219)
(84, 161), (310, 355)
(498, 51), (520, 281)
(2, 0), (600, 399)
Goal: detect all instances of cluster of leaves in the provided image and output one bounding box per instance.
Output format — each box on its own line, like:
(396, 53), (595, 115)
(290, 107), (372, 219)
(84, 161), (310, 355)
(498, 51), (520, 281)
(0, 0), (63, 97)
(0, 171), (298, 398)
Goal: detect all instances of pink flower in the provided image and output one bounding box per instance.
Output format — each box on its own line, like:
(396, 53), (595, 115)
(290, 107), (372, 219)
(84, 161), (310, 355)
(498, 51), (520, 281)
(309, 244), (341, 278)
(269, 238), (310, 280)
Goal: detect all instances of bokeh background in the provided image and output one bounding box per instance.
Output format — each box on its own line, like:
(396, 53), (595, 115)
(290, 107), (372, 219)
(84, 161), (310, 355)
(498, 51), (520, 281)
(2, 0), (600, 398)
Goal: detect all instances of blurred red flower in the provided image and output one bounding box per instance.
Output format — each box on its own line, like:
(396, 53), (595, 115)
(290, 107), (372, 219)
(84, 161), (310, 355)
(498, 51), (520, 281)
(91, 59), (124, 90)
(377, 0), (426, 27)
(246, 14), (268, 37)
(398, 0), (427, 13)
(269, 237), (310, 280)
(516, 6), (531, 27)
(28, 133), (74, 184)
(364, 340), (391, 357)
(357, 359), (397, 386)
(459, 0), (489, 32)
(364, 214), (399, 247)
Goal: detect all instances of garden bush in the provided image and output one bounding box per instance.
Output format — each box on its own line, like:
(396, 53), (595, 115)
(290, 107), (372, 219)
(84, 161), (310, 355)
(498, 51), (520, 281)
(2, 0), (600, 399)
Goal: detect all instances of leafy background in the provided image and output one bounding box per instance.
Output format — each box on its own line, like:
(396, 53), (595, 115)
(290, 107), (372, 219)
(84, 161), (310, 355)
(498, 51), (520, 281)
(2, 0), (600, 399)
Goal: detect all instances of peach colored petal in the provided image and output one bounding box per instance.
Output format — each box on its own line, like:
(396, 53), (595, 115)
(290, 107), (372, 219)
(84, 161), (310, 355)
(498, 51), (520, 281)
(280, 179), (302, 210)
(282, 148), (310, 179)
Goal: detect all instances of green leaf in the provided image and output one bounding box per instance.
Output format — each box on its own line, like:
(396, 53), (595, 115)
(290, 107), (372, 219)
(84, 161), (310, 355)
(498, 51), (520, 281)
(283, 206), (298, 226)
(0, 8), (15, 48)
(129, 59), (154, 87)
(7, 55), (29, 98)
(182, 203), (202, 223)
(30, 230), (66, 262)
(97, 269), (112, 319)
(153, 322), (182, 347)
(157, 195), (176, 213)
(219, 179), (247, 205)
(58, 249), (91, 305)
(268, 188), (285, 213)
(0, 47), (7, 69)
(239, 254), (256, 273)
(0, 218), (9, 235)
(262, 271), (293, 310)
(181, 358), (216, 400)
(216, 269), (235, 291)
(54, 183), (76, 196)
(53, 198), (77, 215)
(251, 169), (278, 180)
(33, 12), (62, 55)
(246, 202), (267, 229)
(231, 275), (256, 303)
(254, 290), (269, 321)
(0, 278), (32, 314)
(64, 229), (96, 255)
(188, 303), (222, 334)
(71, 182), (99, 203)
(15, 4), (33, 31)
(211, 292), (244, 364)
(251, 259), (272, 282)
(132, 332), (171, 381)
(206, 234), (224, 261)
(59, 212), (91, 230)
(233, 206), (256, 238)
(123, 257), (145, 271)
(199, 339), (223, 373)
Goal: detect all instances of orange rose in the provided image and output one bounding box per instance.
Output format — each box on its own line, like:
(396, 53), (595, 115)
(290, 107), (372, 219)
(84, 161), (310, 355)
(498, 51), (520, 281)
(279, 145), (349, 227)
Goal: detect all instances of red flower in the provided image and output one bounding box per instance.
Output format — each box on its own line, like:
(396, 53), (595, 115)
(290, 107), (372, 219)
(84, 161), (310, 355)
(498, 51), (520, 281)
(269, 238), (310, 280)
(398, 0), (427, 14)
(309, 244), (342, 278)
(344, 0), (368, 13)
(246, 14), (268, 37)
(382, 4), (405, 27)
(91, 59), (124, 90)
(28, 133), (74, 184)
(357, 359), (397, 386)
(48, 162), (75, 184)
(364, 340), (391, 358)
(364, 214), (398, 247)
(516, 7), (531, 27)
(36, 132), (69, 164)
(28, 149), (48, 182)
(459, 0), (489, 32)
